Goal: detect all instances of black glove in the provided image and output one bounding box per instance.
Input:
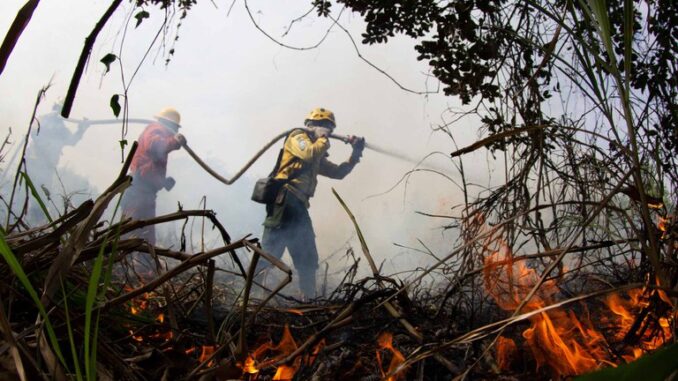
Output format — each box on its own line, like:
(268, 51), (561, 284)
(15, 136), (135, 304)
(164, 176), (176, 191)
(175, 133), (187, 146)
(349, 136), (365, 161)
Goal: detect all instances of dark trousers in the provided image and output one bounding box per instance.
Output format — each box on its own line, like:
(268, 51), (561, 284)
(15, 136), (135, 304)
(121, 178), (158, 274)
(261, 193), (319, 298)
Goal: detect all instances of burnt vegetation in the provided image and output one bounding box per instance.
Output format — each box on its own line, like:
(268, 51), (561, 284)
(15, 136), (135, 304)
(0, 0), (677, 380)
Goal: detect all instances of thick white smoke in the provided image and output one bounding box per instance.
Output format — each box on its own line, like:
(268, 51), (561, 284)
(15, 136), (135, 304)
(0, 0), (489, 291)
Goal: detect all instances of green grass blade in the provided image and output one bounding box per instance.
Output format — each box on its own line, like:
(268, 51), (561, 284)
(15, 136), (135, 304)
(575, 342), (678, 381)
(60, 279), (84, 381)
(85, 193), (124, 381)
(623, 0), (633, 93)
(0, 231), (67, 369)
(587, 0), (617, 68)
(100, 194), (125, 300)
(19, 171), (53, 224)
(84, 237), (106, 381)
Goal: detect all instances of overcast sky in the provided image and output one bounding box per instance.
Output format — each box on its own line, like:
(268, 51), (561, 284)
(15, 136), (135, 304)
(0, 0), (494, 283)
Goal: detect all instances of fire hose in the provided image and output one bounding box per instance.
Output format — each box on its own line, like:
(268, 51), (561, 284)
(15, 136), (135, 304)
(66, 118), (443, 185)
(179, 128), (434, 186)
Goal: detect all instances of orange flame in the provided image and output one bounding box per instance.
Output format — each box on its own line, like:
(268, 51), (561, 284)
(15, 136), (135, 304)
(484, 242), (607, 376)
(306, 339), (326, 365)
(127, 292), (150, 314)
(199, 345), (216, 367)
(241, 355), (259, 374)
(124, 287), (174, 344)
(271, 325), (299, 380)
(285, 308), (305, 316)
(657, 215), (675, 242)
(604, 288), (674, 362)
(496, 336), (517, 371)
(273, 365), (296, 381)
(129, 330), (144, 342)
(237, 325), (302, 380)
(149, 330), (173, 342)
(483, 239), (674, 376)
(376, 332), (407, 381)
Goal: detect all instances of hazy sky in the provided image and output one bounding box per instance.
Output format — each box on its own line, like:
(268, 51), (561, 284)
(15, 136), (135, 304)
(0, 0), (492, 282)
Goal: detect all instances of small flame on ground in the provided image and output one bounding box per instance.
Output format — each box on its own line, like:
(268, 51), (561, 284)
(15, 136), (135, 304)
(124, 287), (173, 344)
(484, 237), (674, 377)
(183, 345), (218, 367)
(199, 345), (216, 367)
(496, 336), (517, 371)
(241, 355), (259, 374)
(149, 330), (173, 342)
(126, 291), (151, 316)
(129, 330), (144, 343)
(604, 288), (674, 362)
(659, 318), (669, 328)
(271, 325), (299, 380)
(272, 365), (296, 380)
(237, 324), (309, 380)
(376, 332), (407, 381)
(285, 308), (305, 316)
(307, 339), (326, 365)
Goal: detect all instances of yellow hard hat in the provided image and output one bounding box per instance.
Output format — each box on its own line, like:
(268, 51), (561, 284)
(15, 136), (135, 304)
(304, 107), (336, 127)
(154, 107), (181, 127)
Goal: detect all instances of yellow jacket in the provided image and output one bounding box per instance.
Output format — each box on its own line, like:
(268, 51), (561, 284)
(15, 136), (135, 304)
(275, 129), (359, 203)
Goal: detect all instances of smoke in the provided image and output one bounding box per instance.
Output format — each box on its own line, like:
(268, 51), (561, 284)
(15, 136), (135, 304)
(0, 0), (489, 290)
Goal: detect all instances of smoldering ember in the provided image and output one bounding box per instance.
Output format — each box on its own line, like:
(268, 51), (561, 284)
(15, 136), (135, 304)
(0, 1), (676, 380)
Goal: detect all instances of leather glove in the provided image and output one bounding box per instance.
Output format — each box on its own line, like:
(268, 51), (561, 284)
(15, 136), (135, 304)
(313, 127), (331, 139)
(175, 133), (187, 146)
(164, 176), (176, 191)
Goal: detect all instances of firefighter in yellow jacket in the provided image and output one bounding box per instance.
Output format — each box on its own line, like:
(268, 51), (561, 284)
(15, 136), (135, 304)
(261, 107), (364, 298)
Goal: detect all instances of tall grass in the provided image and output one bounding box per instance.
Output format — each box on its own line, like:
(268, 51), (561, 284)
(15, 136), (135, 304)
(1, 175), (125, 380)
(83, 196), (124, 381)
(0, 231), (68, 370)
(585, 0), (665, 286)
(19, 171), (53, 224)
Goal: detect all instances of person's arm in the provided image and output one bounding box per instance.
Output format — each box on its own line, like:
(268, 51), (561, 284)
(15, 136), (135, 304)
(318, 136), (364, 179)
(318, 156), (356, 179)
(147, 128), (181, 161)
(286, 130), (329, 162)
(65, 119), (89, 146)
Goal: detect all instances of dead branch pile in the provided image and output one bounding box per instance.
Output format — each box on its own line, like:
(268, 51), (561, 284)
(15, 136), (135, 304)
(0, 141), (676, 381)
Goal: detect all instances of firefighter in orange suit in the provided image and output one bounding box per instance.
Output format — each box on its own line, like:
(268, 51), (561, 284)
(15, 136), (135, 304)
(261, 107), (364, 298)
(122, 107), (186, 247)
